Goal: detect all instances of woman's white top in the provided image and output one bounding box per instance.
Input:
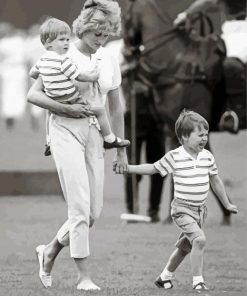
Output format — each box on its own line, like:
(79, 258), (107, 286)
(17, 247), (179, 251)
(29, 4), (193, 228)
(67, 42), (122, 106)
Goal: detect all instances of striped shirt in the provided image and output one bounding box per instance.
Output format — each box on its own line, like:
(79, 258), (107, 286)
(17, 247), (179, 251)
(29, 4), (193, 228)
(33, 51), (80, 99)
(154, 146), (218, 206)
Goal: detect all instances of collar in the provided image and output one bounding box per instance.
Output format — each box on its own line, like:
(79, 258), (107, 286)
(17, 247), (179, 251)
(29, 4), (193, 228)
(179, 145), (204, 161)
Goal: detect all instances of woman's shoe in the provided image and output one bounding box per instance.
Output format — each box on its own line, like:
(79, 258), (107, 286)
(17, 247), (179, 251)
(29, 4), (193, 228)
(36, 245), (52, 288)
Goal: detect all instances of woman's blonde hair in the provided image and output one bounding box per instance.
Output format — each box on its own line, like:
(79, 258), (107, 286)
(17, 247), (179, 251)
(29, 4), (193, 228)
(72, 0), (121, 39)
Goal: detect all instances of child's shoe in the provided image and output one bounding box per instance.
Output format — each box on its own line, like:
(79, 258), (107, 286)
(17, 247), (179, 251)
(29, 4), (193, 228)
(193, 282), (209, 291)
(154, 277), (173, 289)
(44, 145), (51, 156)
(103, 137), (130, 149)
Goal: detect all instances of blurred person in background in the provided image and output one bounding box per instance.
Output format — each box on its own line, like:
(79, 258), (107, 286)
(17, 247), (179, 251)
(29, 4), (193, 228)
(0, 23), (27, 129)
(121, 0), (240, 225)
(27, 0), (128, 291)
(219, 15), (247, 132)
(172, 0), (246, 223)
(25, 23), (46, 130)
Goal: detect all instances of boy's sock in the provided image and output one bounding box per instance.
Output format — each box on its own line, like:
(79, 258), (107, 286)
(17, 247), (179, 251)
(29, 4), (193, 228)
(160, 267), (175, 281)
(104, 133), (115, 143)
(193, 275), (204, 287)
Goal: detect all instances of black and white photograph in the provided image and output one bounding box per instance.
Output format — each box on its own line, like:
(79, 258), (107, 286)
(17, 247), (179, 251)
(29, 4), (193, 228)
(0, 0), (246, 295)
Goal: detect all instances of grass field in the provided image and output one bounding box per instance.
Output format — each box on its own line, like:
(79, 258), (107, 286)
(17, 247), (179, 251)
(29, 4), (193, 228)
(0, 116), (246, 296)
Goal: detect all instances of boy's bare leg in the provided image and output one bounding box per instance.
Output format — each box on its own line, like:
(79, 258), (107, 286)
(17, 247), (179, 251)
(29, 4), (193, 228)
(190, 235), (206, 276)
(91, 106), (112, 137)
(91, 106), (130, 148)
(160, 247), (189, 279)
(75, 257), (100, 291)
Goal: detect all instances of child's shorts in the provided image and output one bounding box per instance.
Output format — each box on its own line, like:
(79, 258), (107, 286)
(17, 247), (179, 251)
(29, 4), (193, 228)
(171, 198), (207, 253)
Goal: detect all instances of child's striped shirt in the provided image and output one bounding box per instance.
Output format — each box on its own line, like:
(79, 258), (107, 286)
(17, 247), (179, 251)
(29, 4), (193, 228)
(154, 146), (218, 206)
(33, 51), (80, 99)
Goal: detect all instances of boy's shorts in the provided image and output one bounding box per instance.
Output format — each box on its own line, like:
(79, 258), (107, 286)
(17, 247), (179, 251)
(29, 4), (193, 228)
(171, 198), (207, 253)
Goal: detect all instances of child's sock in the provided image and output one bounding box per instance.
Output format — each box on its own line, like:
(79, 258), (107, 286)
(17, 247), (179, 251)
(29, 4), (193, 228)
(104, 133), (115, 143)
(160, 267), (175, 281)
(193, 275), (204, 286)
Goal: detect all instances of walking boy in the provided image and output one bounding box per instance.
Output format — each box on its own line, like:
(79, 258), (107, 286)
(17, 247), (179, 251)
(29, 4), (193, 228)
(114, 109), (238, 290)
(29, 17), (130, 155)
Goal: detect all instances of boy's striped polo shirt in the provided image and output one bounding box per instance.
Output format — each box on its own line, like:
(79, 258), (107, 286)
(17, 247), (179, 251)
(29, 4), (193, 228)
(154, 146), (218, 206)
(34, 51), (80, 99)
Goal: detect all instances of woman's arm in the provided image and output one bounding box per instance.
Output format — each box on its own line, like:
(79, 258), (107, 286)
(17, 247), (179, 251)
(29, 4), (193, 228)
(107, 88), (128, 173)
(27, 77), (94, 118)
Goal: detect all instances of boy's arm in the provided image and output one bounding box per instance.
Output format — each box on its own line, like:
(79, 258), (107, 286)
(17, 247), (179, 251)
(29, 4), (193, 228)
(29, 65), (39, 80)
(76, 65), (99, 82)
(128, 164), (158, 175)
(210, 174), (238, 213)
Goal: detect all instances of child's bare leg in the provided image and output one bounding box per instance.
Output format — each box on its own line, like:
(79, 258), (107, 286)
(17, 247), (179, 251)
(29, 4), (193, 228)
(91, 105), (130, 148)
(160, 247), (189, 278)
(190, 235), (206, 276)
(190, 235), (206, 287)
(75, 257), (100, 291)
(155, 247), (189, 289)
(91, 106), (112, 138)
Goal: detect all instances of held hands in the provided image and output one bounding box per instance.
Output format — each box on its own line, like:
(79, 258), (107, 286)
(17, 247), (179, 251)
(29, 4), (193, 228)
(226, 203), (238, 214)
(112, 150), (128, 174)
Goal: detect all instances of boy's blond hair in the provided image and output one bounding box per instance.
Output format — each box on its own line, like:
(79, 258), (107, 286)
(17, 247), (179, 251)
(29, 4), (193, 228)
(175, 109), (209, 144)
(40, 17), (71, 46)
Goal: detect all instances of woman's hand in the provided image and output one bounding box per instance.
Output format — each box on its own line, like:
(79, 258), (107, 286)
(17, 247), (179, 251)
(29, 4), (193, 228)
(113, 149), (128, 174)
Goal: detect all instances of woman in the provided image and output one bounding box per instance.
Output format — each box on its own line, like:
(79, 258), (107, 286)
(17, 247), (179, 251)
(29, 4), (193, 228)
(27, 0), (127, 291)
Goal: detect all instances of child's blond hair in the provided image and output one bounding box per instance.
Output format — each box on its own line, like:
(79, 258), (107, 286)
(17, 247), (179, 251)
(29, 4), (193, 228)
(40, 17), (71, 46)
(175, 109), (209, 144)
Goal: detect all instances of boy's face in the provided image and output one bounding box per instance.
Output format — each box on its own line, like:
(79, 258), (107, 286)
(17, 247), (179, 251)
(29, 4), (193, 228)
(47, 32), (70, 55)
(182, 124), (208, 155)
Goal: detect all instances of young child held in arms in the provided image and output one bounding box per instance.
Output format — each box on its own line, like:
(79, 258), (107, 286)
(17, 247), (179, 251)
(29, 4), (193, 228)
(29, 17), (130, 155)
(114, 109), (238, 291)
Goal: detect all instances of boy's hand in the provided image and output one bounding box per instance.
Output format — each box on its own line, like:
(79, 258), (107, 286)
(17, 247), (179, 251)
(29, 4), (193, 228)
(226, 203), (238, 214)
(86, 62), (100, 82)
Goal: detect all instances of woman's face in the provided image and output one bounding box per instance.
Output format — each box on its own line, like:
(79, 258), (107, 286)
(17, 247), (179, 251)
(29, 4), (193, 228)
(82, 30), (110, 53)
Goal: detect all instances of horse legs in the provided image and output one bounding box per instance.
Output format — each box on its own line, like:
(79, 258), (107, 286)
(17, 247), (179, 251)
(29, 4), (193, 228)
(146, 125), (165, 222)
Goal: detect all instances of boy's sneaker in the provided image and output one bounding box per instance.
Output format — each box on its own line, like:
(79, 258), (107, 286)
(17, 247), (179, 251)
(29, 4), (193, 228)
(193, 282), (209, 291)
(154, 277), (173, 289)
(44, 145), (51, 156)
(103, 137), (130, 149)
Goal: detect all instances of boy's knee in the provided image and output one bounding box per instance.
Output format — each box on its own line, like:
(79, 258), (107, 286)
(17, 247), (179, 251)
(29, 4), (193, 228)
(192, 235), (206, 249)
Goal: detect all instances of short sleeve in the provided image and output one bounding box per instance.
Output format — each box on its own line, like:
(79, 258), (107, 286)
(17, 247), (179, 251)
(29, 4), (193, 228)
(61, 57), (80, 80)
(154, 151), (176, 177)
(208, 153), (218, 175)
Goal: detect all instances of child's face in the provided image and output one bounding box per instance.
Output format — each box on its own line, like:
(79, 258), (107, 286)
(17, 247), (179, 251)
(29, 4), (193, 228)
(182, 124), (208, 155)
(47, 32), (70, 55)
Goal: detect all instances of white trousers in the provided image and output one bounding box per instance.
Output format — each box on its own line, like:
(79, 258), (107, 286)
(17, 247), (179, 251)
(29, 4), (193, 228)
(49, 115), (104, 258)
